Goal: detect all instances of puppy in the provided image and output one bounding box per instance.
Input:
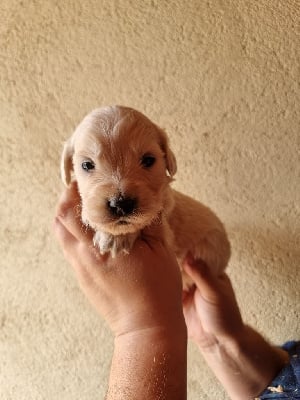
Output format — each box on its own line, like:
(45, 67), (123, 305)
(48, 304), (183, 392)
(61, 106), (230, 289)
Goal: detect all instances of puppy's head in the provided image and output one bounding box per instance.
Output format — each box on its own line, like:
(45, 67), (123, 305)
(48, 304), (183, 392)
(61, 106), (177, 235)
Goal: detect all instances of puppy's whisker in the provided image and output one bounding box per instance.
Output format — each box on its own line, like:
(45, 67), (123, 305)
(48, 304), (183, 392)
(93, 177), (107, 184)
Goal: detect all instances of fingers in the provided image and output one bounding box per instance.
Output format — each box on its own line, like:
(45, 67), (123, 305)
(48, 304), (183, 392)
(55, 182), (93, 245)
(182, 254), (223, 302)
(56, 181), (81, 217)
(53, 216), (78, 263)
(54, 183), (106, 273)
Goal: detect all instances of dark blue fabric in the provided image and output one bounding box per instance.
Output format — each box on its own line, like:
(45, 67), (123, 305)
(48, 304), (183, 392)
(258, 341), (300, 399)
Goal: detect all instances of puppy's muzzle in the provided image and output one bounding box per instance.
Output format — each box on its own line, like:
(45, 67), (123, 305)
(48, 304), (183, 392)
(107, 195), (137, 218)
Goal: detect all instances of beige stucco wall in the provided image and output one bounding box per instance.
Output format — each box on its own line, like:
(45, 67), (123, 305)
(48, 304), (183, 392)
(0, 1), (299, 399)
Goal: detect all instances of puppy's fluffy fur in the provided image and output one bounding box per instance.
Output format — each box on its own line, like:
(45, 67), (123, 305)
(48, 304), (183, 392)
(61, 106), (230, 288)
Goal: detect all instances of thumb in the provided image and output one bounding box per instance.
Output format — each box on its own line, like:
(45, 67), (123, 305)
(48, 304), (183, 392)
(182, 254), (221, 301)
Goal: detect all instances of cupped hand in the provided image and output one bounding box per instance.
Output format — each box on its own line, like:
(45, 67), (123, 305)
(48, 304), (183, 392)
(182, 256), (245, 350)
(53, 182), (185, 337)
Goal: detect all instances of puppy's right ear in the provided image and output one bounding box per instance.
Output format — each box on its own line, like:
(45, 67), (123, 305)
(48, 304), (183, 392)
(60, 139), (74, 186)
(156, 126), (177, 178)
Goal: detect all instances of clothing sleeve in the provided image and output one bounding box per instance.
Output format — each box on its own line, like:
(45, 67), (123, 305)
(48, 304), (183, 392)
(257, 341), (300, 399)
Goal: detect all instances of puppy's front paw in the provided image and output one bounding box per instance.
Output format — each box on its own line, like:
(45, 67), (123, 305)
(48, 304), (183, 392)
(93, 231), (138, 258)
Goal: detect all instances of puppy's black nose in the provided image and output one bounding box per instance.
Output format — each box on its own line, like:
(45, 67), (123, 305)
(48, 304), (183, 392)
(107, 196), (137, 217)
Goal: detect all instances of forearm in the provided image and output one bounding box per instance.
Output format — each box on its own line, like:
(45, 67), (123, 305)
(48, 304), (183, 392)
(199, 325), (289, 400)
(106, 326), (187, 400)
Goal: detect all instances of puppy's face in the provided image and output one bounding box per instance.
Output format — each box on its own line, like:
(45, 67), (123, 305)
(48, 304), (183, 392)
(61, 106), (177, 235)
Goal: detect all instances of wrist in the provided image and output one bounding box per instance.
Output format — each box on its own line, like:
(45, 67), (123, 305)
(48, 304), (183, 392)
(111, 304), (187, 338)
(114, 319), (187, 346)
(197, 325), (289, 400)
(108, 323), (187, 400)
(238, 325), (289, 373)
(193, 321), (248, 354)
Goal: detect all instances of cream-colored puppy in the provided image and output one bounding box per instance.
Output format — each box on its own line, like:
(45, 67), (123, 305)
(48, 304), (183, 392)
(61, 106), (230, 288)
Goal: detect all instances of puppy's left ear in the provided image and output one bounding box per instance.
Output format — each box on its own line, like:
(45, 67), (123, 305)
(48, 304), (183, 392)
(60, 138), (74, 186)
(157, 127), (177, 177)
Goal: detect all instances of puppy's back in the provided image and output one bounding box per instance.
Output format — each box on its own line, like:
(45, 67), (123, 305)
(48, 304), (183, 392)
(168, 189), (231, 276)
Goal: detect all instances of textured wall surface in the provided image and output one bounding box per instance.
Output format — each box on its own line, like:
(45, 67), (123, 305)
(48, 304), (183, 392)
(0, 1), (299, 399)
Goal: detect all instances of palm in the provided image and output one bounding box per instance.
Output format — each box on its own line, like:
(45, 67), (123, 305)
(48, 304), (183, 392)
(183, 287), (219, 348)
(182, 273), (245, 349)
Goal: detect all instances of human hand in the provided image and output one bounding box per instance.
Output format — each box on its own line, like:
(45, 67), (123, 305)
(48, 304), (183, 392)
(182, 256), (289, 400)
(182, 255), (245, 350)
(54, 183), (188, 399)
(53, 182), (186, 338)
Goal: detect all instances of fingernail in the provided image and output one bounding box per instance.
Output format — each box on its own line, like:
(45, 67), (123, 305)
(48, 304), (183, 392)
(184, 253), (207, 271)
(57, 205), (70, 219)
(185, 252), (195, 266)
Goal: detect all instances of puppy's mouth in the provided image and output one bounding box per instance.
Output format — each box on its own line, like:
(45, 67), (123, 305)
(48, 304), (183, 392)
(85, 194), (163, 235)
(117, 220), (129, 225)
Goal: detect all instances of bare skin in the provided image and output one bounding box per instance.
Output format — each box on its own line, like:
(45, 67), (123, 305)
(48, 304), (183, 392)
(182, 256), (289, 400)
(54, 182), (187, 400)
(54, 183), (288, 400)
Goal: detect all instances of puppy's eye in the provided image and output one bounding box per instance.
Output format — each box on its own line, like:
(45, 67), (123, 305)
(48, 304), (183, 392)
(82, 160), (95, 172)
(141, 154), (156, 168)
